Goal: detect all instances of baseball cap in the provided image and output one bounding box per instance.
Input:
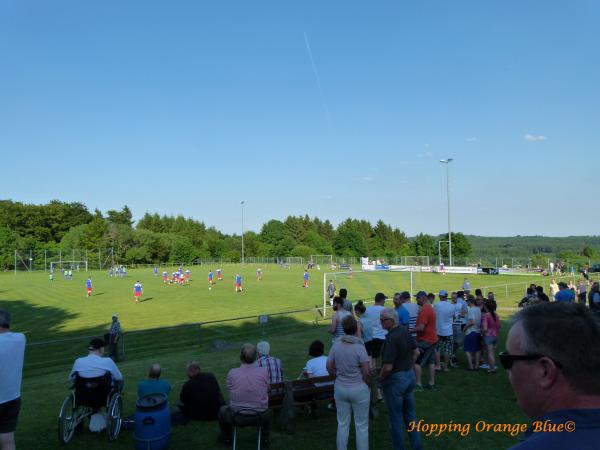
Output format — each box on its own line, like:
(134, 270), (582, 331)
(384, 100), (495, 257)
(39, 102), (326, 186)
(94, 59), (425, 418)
(88, 338), (106, 351)
(375, 292), (387, 302)
(439, 290), (448, 297)
(400, 291), (411, 300)
(414, 290), (428, 298)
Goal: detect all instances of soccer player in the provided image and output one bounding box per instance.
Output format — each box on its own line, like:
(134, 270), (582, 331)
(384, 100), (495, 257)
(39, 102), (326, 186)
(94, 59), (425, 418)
(172, 271), (179, 285)
(86, 277), (93, 297)
(184, 269), (190, 283)
(49, 273), (54, 282)
(257, 268), (262, 281)
(133, 281), (143, 303)
(235, 274), (242, 292)
(208, 270), (214, 285)
(216, 268), (223, 281)
(327, 280), (336, 305)
(303, 271), (309, 288)
(162, 271), (169, 284)
(153, 266), (158, 277)
(348, 267), (353, 279)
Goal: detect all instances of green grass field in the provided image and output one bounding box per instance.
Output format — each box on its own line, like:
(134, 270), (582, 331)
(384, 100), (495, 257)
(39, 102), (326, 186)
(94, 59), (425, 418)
(0, 266), (591, 449)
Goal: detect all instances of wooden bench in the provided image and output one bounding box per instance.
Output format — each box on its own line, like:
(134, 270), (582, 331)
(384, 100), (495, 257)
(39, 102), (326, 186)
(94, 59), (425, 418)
(268, 370), (380, 432)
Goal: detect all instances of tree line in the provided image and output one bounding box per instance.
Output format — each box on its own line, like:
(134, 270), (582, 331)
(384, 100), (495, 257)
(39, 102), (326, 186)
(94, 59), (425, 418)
(1, 199), (598, 269)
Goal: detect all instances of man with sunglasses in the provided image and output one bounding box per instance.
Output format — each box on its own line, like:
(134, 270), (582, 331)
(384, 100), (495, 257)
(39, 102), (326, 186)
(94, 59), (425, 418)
(503, 302), (600, 449)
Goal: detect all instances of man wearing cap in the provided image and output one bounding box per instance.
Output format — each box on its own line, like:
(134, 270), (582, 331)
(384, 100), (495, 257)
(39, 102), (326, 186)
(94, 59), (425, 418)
(0, 310), (26, 450)
(392, 292), (411, 328)
(434, 290), (455, 372)
(414, 291), (438, 390)
(69, 338), (123, 389)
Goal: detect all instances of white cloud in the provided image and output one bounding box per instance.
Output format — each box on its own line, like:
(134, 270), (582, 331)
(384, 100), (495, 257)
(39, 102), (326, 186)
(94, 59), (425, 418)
(524, 134), (547, 142)
(465, 137), (479, 142)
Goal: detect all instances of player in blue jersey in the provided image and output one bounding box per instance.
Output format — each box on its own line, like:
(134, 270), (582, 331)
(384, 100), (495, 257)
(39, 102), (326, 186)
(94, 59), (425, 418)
(133, 281), (143, 303)
(162, 271), (169, 284)
(303, 271), (309, 288)
(235, 274), (242, 292)
(86, 277), (93, 297)
(216, 268), (222, 281)
(153, 266), (158, 276)
(208, 270), (214, 286)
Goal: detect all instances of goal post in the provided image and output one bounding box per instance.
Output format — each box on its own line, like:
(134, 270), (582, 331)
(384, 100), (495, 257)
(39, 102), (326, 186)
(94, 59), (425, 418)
(50, 260), (88, 272)
(321, 268), (415, 318)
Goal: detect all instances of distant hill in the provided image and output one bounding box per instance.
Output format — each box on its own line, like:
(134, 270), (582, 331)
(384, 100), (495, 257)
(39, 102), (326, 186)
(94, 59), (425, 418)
(465, 235), (600, 260)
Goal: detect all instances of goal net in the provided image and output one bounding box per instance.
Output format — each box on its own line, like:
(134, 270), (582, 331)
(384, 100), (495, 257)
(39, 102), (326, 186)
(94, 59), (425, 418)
(50, 261), (88, 272)
(321, 269), (414, 318)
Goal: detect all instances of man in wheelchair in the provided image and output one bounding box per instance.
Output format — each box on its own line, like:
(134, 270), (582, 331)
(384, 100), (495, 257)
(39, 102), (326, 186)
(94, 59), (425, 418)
(58, 338), (124, 443)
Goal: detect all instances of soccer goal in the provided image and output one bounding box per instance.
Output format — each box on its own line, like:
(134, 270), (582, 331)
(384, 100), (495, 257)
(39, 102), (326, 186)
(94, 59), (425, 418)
(50, 260), (88, 272)
(321, 268), (415, 318)
(310, 254), (333, 266)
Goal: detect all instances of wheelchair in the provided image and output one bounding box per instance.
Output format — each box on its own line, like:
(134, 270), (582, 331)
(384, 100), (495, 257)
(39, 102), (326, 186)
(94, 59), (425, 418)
(58, 372), (123, 444)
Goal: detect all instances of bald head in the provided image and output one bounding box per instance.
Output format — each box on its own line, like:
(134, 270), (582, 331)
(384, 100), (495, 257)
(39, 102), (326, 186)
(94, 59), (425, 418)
(240, 343), (257, 364)
(148, 363), (162, 379)
(186, 360), (201, 378)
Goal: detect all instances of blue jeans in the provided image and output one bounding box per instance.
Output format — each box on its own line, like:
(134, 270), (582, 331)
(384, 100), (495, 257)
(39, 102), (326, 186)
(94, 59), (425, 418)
(382, 370), (422, 450)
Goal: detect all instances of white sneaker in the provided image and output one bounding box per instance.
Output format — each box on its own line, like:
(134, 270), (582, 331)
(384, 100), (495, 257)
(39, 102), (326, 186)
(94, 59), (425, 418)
(479, 363), (490, 369)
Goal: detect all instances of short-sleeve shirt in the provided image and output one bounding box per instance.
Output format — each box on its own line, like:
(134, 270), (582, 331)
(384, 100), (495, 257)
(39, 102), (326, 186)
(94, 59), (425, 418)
(327, 338), (369, 388)
(69, 354), (123, 381)
(395, 306), (410, 327)
(416, 303), (438, 344)
(381, 325), (415, 372)
(465, 306), (482, 335)
(86, 279), (92, 288)
(0, 331), (26, 403)
(365, 305), (387, 339)
(555, 290), (575, 302)
(434, 301), (455, 337)
(138, 378), (171, 398)
(305, 356), (329, 378)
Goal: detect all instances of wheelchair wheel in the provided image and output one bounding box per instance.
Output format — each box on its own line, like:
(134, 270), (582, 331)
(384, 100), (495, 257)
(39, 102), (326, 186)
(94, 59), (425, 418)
(58, 393), (78, 444)
(107, 393), (123, 441)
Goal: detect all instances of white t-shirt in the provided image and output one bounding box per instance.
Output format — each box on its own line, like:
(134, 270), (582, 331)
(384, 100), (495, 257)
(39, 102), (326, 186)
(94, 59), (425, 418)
(305, 356), (329, 378)
(434, 301), (455, 337)
(365, 304), (387, 340)
(0, 331), (26, 403)
(465, 307), (482, 335)
(70, 354), (123, 381)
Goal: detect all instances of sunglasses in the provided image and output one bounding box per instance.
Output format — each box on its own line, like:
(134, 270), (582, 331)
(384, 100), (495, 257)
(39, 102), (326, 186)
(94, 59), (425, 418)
(498, 351), (563, 370)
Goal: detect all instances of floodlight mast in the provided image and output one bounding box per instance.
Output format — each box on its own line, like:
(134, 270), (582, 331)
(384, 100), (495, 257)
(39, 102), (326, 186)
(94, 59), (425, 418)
(241, 201), (245, 265)
(440, 158), (453, 267)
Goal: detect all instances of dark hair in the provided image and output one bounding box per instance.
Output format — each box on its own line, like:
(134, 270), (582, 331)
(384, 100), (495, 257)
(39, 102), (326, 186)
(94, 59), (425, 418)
(339, 288), (347, 299)
(342, 315), (358, 336)
(484, 299), (497, 321)
(526, 287), (535, 295)
(457, 290), (465, 298)
(309, 340), (325, 357)
(0, 310), (11, 328)
(536, 286), (544, 294)
(240, 344), (257, 364)
(354, 300), (366, 315)
(513, 303), (600, 395)
(475, 288), (483, 296)
(333, 296), (344, 307)
(466, 294), (476, 305)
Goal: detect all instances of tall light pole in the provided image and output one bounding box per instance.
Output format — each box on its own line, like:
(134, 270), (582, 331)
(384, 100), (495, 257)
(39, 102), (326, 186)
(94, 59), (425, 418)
(241, 201), (245, 264)
(440, 158), (453, 266)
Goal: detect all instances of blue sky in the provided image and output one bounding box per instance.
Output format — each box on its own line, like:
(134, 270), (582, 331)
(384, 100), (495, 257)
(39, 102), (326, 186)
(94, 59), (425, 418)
(1, 1), (599, 236)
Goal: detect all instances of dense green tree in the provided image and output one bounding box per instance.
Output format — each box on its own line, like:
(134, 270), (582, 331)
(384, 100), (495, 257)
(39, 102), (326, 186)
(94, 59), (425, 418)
(440, 232), (472, 258)
(413, 233), (436, 256)
(106, 205), (133, 227)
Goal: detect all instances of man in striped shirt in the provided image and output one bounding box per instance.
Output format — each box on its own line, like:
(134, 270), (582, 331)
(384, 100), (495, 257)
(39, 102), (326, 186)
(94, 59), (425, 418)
(256, 341), (283, 384)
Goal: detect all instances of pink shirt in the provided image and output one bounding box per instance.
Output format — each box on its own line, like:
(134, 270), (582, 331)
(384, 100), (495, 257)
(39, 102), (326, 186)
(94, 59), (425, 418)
(482, 313), (501, 338)
(226, 363), (269, 412)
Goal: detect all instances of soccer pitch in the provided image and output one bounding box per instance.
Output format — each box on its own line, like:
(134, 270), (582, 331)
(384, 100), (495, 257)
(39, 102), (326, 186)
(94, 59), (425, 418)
(0, 266), (577, 449)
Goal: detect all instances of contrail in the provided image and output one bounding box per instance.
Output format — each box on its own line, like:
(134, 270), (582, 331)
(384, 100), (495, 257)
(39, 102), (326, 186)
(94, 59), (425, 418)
(303, 32), (331, 125)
